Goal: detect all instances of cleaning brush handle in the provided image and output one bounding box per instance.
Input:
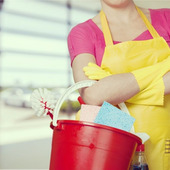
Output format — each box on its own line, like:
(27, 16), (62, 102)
(78, 96), (86, 105)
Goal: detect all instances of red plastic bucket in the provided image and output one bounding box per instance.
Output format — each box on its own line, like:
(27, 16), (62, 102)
(50, 120), (142, 170)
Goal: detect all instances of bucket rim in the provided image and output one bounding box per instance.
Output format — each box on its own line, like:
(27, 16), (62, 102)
(56, 120), (142, 145)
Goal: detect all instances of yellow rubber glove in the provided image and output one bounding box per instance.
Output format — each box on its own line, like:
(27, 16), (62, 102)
(131, 55), (170, 91)
(127, 78), (165, 105)
(128, 56), (170, 105)
(83, 62), (112, 80)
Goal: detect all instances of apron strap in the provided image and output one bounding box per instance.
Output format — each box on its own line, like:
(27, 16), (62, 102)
(100, 7), (160, 47)
(136, 7), (160, 38)
(100, 10), (114, 46)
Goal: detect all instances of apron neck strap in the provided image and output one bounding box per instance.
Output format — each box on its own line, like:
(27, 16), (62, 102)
(136, 7), (160, 38)
(100, 10), (114, 46)
(100, 7), (160, 47)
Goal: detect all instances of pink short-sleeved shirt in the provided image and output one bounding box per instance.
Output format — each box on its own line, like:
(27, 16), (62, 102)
(67, 9), (170, 66)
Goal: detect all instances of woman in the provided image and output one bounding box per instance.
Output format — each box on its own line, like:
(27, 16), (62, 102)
(67, 0), (170, 169)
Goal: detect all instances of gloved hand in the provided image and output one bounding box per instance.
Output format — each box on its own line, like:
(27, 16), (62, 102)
(83, 62), (112, 80)
(131, 55), (170, 91)
(128, 55), (170, 105)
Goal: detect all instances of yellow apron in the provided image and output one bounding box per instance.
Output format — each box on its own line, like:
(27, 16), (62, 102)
(99, 7), (170, 170)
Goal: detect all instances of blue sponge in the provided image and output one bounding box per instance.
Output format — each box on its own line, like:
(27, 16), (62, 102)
(94, 101), (135, 132)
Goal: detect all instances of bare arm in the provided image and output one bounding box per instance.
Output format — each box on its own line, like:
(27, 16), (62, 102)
(72, 53), (140, 106)
(72, 53), (170, 106)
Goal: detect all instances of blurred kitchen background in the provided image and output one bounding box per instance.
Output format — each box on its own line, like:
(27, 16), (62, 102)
(0, 0), (169, 169)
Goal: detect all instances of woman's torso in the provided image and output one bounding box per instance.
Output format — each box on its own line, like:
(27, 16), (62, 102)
(68, 8), (170, 66)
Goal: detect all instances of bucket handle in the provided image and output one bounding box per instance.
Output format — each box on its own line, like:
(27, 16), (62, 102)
(52, 80), (135, 133)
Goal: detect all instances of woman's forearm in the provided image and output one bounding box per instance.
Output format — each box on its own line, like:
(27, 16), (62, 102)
(73, 54), (170, 106)
(81, 71), (170, 106)
(81, 72), (140, 106)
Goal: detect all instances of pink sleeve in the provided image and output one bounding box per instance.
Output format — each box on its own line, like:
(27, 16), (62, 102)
(67, 24), (95, 66)
(151, 8), (170, 46)
(161, 9), (170, 46)
(67, 24), (94, 64)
